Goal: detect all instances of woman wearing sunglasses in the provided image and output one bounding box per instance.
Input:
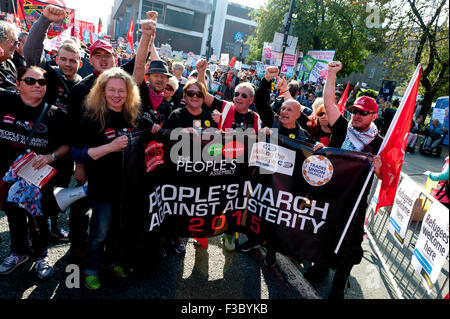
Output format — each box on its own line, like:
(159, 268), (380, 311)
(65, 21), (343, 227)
(165, 79), (216, 131)
(298, 98), (334, 147)
(0, 66), (70, 279)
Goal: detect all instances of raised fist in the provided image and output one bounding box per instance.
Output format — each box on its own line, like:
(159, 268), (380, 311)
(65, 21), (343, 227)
(195, 59), (208, 74)
(146, 11), (158, 22)
(43, 5), (66, 22)
(141, 19), (156, 37)
(264, 66), (279, 82)
(327, 61), (342, 74)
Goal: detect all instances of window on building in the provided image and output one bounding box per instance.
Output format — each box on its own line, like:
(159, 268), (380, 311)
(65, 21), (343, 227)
(142, 0), (165, 22)
(165, 5), (195, 30)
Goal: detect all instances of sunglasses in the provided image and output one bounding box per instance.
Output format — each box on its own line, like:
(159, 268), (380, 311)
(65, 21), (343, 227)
(186, 90), (204, 98)
(317, 112), (326, 117)
(20, 77), (47, 86)
(164, 86), (174, 92)
(349, 109), (376, 116)
(234, 92), (248, 99)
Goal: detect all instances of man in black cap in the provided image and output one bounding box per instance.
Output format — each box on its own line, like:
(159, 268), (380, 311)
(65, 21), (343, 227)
(133, 15), (172, 133)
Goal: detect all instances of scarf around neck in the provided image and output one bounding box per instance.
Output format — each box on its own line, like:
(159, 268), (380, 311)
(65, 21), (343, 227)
(342, 122), (378, 152)
(148, 86), (164, 111)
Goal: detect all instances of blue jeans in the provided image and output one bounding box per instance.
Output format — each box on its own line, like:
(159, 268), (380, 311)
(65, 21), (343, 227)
(84, 200), (121, 275)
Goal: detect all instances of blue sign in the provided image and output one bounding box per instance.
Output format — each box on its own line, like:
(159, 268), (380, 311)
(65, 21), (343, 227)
(83, 30), (90, 43)
(233, 32), (244, 42)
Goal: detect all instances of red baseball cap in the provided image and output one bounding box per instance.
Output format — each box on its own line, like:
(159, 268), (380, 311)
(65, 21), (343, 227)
(89, 40), (114, 56)
(349, 96), (378, 112)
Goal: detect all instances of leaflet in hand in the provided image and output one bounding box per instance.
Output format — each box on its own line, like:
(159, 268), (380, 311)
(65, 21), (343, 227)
(11, 151), (57, 189)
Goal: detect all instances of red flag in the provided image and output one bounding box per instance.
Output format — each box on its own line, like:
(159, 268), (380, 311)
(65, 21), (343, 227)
(15, 0), (25, 21)
(375, 65), (422, 214)
(98, 17), (103, 34)
(225, 69), (233, 85)
(337, 81), (350, 115)
(126, 18), (134, 51)
(229, 56), (236, 68)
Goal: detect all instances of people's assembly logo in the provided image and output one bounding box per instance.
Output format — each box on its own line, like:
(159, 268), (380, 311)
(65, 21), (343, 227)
(208, 143), (223, 157)
(302, 155), (334, 186)
(222, 141), (245, 160)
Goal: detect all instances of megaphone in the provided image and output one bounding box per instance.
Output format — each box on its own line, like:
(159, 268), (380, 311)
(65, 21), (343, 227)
(53, 183), (88, 211)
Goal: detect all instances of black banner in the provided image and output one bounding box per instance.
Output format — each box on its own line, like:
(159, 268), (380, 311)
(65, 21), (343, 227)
(123, 129), (373, 264)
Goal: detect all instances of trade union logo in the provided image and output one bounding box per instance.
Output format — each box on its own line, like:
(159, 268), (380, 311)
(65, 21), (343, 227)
(302, 155), (334, 186)
(3, 114), (15, 124)
(105, 128), (116, 139)
(222, 141), (245, 160)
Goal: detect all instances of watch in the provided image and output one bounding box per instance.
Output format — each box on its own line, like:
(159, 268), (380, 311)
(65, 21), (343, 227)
(50, 153), (58, 161)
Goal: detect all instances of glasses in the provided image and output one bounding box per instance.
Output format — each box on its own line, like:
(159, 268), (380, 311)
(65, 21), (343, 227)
(10, 39), (19, 47)
(186, 90), (204, 98)
(164, 86), (174, 92)
(317, 112), (326, 117)
(234, 92), (248, 99)
(19, 77), (47, 86)
(349, 109), (376, 116)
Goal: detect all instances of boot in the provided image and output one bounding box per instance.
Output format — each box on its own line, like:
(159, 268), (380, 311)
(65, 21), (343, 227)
(328, 266), (351, 299)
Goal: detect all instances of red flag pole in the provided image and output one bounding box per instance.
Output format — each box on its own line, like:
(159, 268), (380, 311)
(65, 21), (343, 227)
(374, 64), (422, 214)
(126, 18), (134, 52)
(335, 65), (422, 252)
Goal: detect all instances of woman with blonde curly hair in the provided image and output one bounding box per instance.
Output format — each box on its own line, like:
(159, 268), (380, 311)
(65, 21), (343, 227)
(71, 67), (142, 290)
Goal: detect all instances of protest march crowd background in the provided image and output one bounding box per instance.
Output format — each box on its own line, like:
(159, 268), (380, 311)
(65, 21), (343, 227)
(0, 0), (448, 300)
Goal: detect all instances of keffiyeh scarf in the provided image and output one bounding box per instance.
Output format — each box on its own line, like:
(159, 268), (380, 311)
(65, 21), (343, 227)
(342, 122), (378, 152)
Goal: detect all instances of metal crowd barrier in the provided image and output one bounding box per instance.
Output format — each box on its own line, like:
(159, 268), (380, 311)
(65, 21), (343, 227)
(365, 173), (449, 299)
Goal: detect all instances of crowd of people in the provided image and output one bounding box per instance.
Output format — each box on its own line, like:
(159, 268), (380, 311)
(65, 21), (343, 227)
(0, 6), (445, 298)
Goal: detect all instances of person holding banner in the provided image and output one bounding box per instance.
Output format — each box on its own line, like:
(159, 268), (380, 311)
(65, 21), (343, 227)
(0, 66), (70, 279)
(71, 67), (141, 291)
(307, 60), (383, 299)
(23, 4), (84, 242)
(66, 38), (122, 263)
(240, 65), (316, 265)
(196, 58), (262, 251)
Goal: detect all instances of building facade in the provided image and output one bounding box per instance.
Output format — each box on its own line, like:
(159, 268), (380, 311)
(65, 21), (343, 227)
(109, 0), (257, 57)
(0, 0), (13, 14)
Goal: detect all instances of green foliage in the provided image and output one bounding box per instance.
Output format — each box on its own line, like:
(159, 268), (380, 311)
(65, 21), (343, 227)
(356, 89), (378, 99)
(246, 0), (388, 75)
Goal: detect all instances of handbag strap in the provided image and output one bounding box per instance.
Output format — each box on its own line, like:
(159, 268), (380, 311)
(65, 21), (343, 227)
(25, 102), (49, 149)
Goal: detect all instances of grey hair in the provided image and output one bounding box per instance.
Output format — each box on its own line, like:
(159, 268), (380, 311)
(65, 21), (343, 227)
(172, 61), (185, 72)
(0, 21), (17, 43)
(235, 82), (255, 97)
(18, 31), (28, 42)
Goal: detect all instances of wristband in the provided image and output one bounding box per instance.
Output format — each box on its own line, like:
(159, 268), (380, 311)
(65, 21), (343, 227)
(51, 153), (58, 161)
